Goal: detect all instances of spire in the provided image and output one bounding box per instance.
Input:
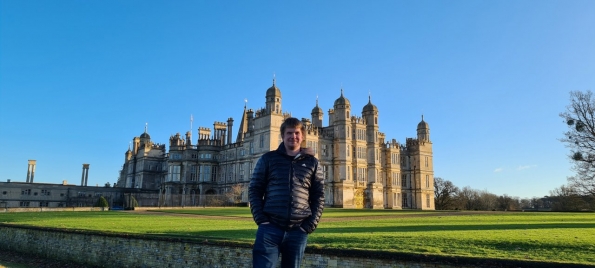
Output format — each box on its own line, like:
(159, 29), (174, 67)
(421, 114), (424, 121)
(316, 95), (319, 107)
(237, 100), (249, 142)
(190, 114), (193, 137)
(273, 73), (276, 86)
(144, 123), (148, 133)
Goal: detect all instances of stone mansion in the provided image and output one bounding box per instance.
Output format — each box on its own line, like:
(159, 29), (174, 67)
(116, 80), (435, 209)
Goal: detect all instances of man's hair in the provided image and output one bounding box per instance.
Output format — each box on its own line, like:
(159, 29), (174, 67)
(280, 117), (305, 137)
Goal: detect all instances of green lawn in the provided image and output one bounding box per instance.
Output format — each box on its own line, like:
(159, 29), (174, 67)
(1, 208), (594, 265)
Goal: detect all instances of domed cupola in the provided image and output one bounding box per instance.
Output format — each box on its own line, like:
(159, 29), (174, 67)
(311, 98), (323, 115)
(362, 96), (378, 113)
(265, 77), (282, 114)
(266, 79), (281, 99)
(140, 123), (151, 140)
(311, 97), (324, 128)
(333, 89), (350, 108)
(417, 115), (430, 142)
(417, 115), (429, 130)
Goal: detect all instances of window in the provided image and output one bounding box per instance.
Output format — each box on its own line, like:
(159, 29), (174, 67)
(239, 163), (245, 180)
(200, 166), (212, 182)
(40, 201), (49, 207)
(211, 167), (218, 182)
(2, 191), (6, 195)
(322, 165), (328, 181)
(259, 135), (264, 148)
(168, 165), (181, 181)
(21, 189), (31, 195)
(402, 193), (408, 208)
(426, 175), (430, 188)
(426, 194), (431, 208)
(322, 144), (328, 157)
(250, 142), (254, 154)
(190, 166), (197, 181)
(425, 156), (428, 167)
(19, 201), (30, 207)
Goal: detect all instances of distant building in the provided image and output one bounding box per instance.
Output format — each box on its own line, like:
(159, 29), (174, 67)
(116, 80), (435, 209)
(0, 180), (125, 208)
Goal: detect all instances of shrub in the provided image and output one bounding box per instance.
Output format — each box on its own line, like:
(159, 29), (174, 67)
(95, 196), (108, 208)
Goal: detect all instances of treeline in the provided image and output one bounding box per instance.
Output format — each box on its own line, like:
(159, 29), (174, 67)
(434, 177), (594, 211)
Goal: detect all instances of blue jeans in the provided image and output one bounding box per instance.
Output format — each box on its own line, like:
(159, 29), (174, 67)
(253, 223), (308, 268)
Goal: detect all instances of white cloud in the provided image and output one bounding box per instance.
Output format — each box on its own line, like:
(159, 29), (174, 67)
(517, 165), (537, 171)
(494, 168), (503, 173)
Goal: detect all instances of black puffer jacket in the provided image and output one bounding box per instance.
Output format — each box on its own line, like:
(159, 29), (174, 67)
(249, 143), (325, 234)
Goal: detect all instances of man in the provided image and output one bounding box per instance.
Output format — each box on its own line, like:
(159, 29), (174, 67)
(249, 117), (325, 268)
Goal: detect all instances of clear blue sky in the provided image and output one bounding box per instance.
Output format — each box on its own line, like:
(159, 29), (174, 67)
(1, 1), (594, 199)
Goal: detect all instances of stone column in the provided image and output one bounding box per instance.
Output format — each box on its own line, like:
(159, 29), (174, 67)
(227, 118), (234, 145)
(26, 160), (36, 183)
(81, 164), (90, 186)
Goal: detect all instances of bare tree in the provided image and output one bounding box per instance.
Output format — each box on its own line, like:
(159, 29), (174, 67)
(434, 177), (459, 210)
(477, 190), (498, 211)
(560, 91), (595, 199)
(497, 194), (519, 211)
(549, 185), (590, 211)
(225, 183), (247, 205)
(456, 186), (481, 210)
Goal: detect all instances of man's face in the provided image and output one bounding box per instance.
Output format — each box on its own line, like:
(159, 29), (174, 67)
(283, 127), (303, 151)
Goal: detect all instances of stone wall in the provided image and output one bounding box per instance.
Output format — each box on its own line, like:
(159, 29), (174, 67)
(0, 224), (579, 268)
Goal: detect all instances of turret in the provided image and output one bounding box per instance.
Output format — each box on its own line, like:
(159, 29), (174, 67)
(311, 97), (323, 128)
(417, 115), (430, 142)
(362, 96), (378, 127)
(265, 78), (282, 114)
(333, 89), (351, 122)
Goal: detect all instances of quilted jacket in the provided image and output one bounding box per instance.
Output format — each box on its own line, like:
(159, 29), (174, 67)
(248, 143), (325, 234)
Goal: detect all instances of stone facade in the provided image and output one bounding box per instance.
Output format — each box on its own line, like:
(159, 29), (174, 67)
(0, 181), (126, 208)
(116, 80), (435, 210)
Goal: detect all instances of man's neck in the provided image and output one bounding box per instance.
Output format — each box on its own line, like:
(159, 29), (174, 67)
(285, 146), (300, 156)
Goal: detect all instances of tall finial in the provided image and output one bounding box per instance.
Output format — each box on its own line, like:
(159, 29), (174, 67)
(273, 73), (276, 85)
(244, 98), (248, 108)
(421, 114), (424, 121)
(128, 141), (131, 150)
(316, 95), (319, 107)
(144, 123), (148, 133)
(190, 114), (193, 136)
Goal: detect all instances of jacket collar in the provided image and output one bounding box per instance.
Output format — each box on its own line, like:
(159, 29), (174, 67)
(276, 142), (314, 158)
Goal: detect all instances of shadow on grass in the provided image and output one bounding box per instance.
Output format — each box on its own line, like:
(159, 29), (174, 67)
(318, 222), (595, 233)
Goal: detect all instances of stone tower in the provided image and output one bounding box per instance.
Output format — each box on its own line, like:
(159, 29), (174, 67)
(332, 89), (355, 208)
(362, 96), (383, 209)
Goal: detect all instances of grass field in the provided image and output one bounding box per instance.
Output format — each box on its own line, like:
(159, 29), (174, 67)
(1, 208), (594, 265)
